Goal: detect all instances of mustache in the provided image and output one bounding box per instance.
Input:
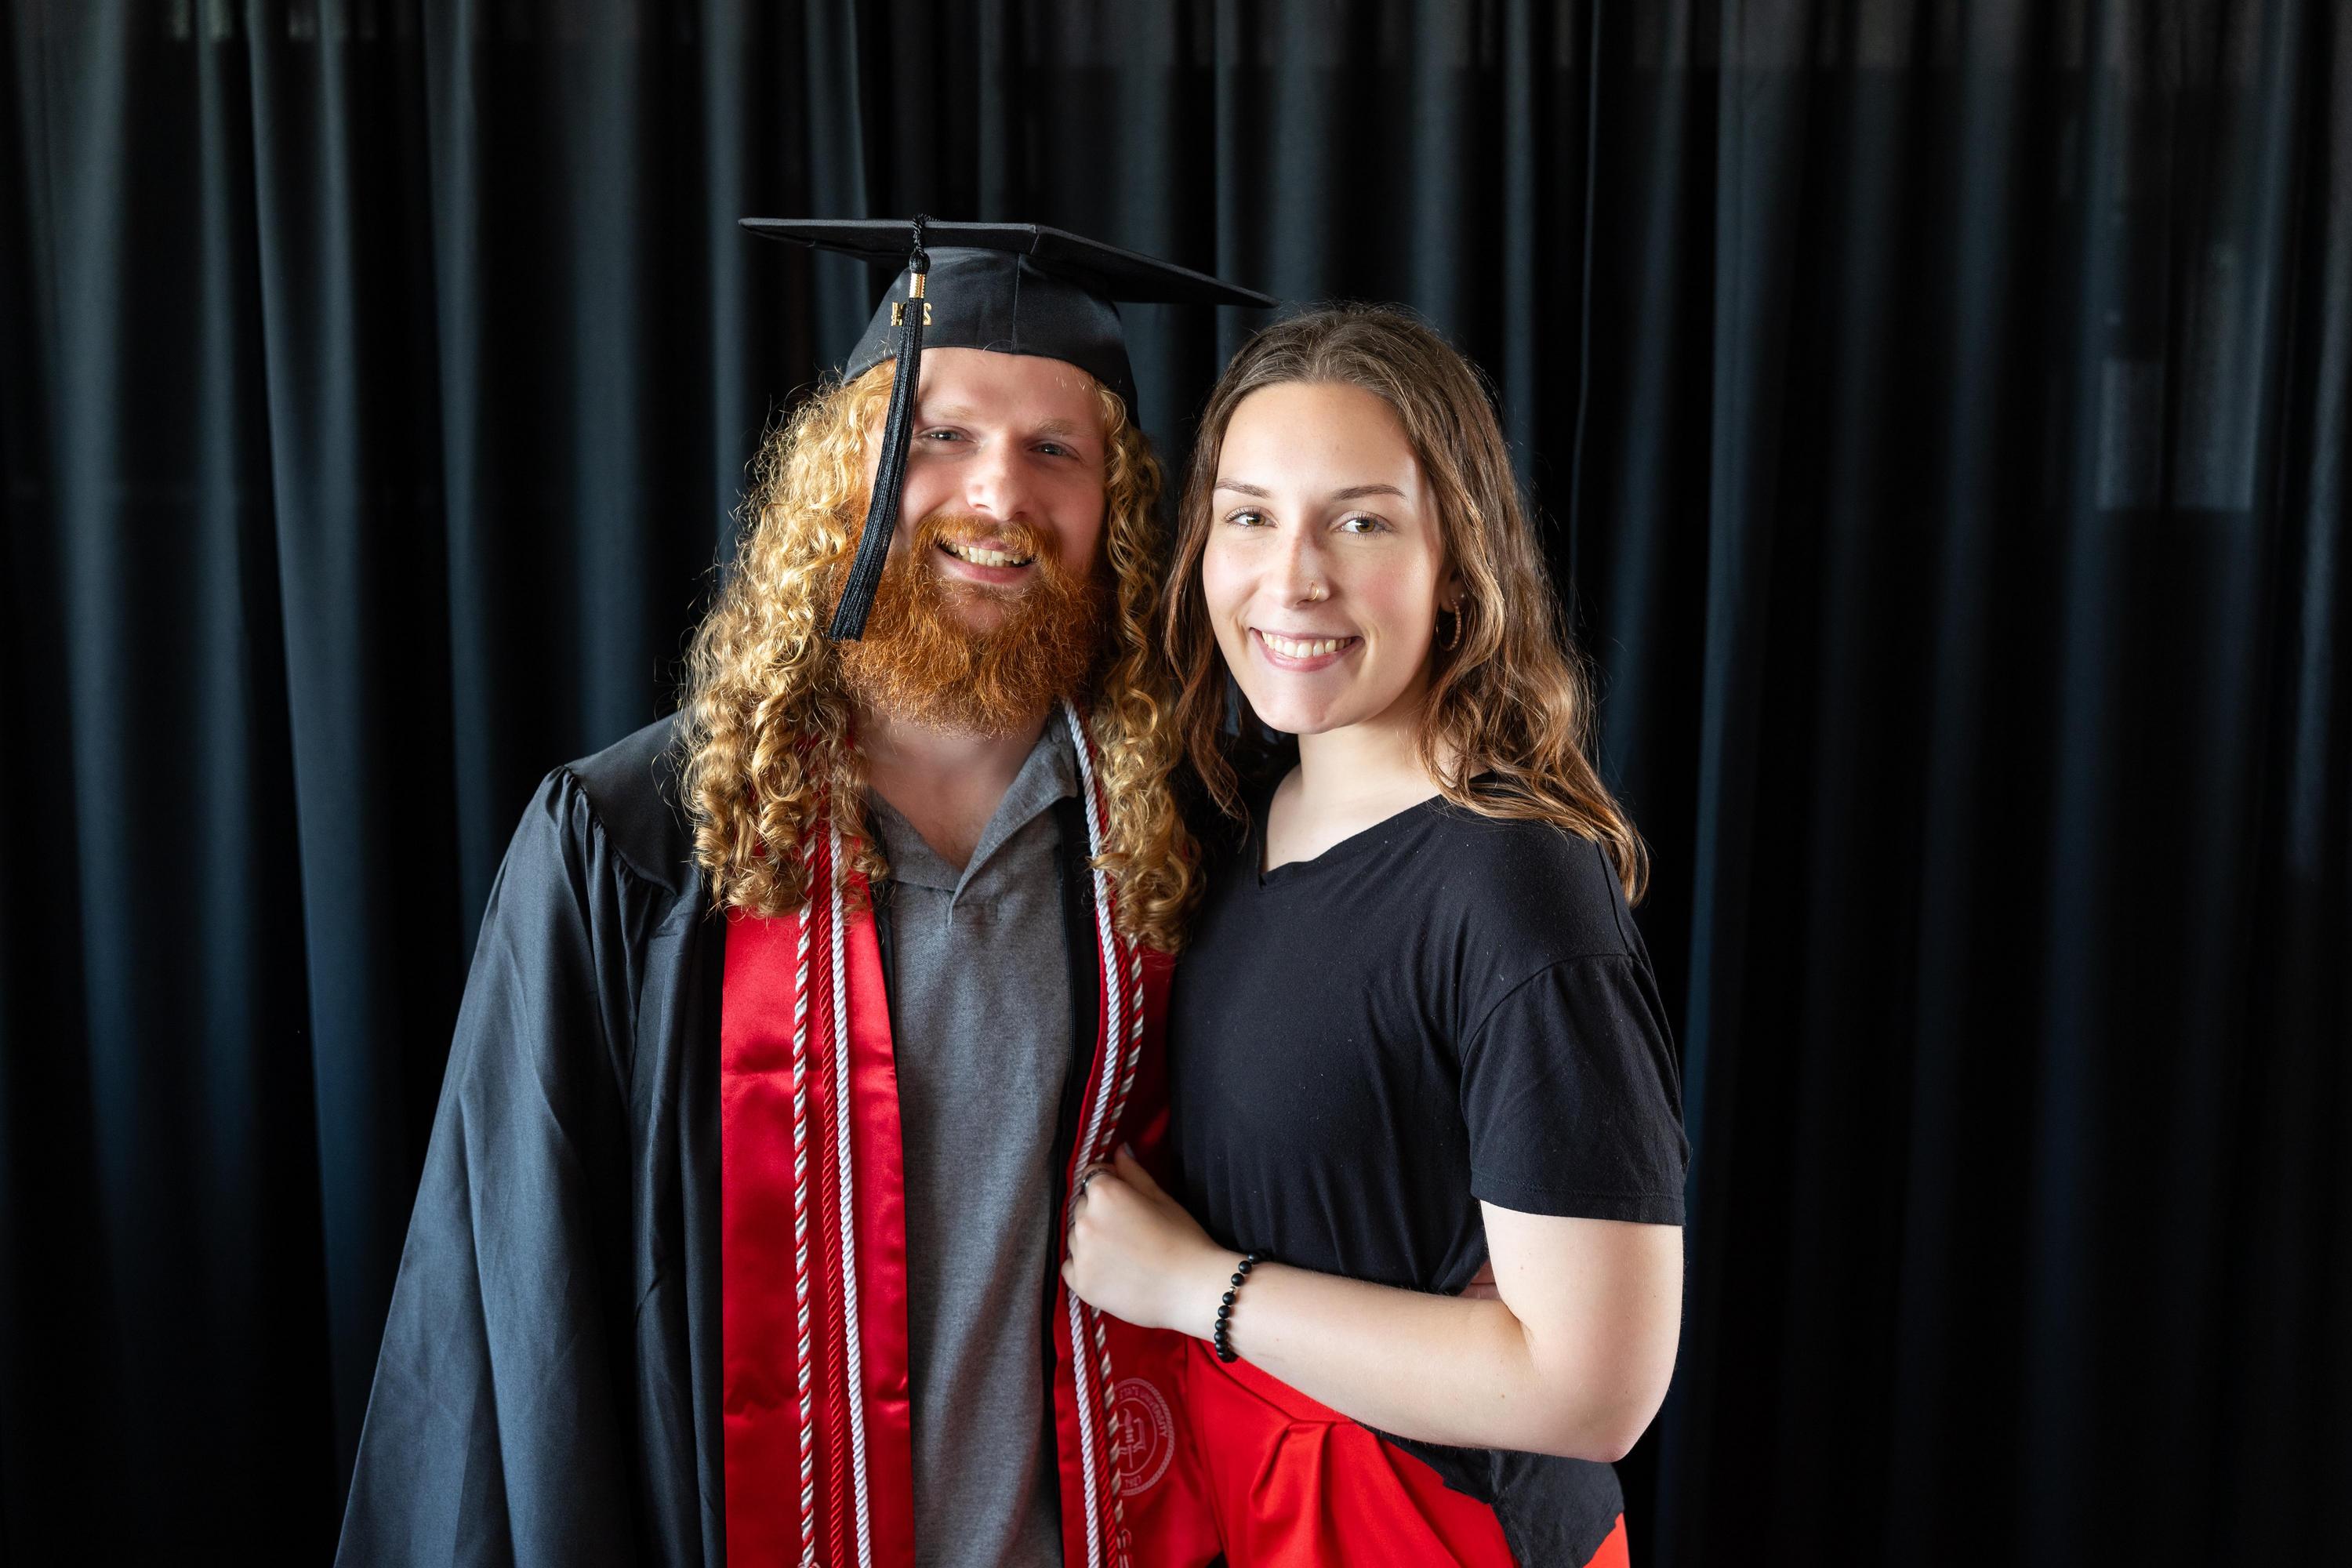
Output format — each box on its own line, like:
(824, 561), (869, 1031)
(909, 512), (1059, 572)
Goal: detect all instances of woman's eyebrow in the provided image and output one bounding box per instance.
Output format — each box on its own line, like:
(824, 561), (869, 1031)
(1214, 479), (1408, 502)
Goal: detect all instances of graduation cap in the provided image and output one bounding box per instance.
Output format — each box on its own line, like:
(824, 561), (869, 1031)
(742, 215), (1276, 639)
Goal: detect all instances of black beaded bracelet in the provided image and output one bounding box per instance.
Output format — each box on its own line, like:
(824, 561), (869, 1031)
(1212, 1252), (1261, 1363)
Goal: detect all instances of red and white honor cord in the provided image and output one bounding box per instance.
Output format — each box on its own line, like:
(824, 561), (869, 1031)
(791, 828), (818, 1567)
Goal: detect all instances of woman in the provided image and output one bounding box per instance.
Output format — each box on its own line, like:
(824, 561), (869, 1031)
(1063, 306), (1687, 1567)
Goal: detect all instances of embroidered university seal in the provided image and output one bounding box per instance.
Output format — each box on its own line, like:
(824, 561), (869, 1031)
(1109, 1376), (1175, 1496)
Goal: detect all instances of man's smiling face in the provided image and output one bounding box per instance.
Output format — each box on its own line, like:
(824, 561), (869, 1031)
(837, 347), (1116, 735)
(873, 345), (1112, 633)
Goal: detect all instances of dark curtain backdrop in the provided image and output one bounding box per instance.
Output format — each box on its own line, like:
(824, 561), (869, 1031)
(4, 2), (2345, 1563)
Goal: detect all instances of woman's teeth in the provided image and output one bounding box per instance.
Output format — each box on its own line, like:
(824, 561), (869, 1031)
(942, 540), (1033, 568)
(1261, 632), (1352, 659)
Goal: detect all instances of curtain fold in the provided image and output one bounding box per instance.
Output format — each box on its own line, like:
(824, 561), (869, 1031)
(3, 2), (2344, 1562)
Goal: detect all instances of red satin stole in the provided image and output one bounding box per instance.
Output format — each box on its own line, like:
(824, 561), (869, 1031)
(720, 866), (916, 1568)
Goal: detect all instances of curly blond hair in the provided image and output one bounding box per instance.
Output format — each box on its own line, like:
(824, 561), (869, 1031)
(679, 361), (1197, 950)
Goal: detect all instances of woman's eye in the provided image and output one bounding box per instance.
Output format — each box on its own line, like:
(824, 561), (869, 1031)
(1338, 514), (1388, 535)
(1225, 509), (1267, 528)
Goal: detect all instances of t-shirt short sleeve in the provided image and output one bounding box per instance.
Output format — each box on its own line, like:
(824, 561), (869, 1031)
(1460, 954), (1689, 1224)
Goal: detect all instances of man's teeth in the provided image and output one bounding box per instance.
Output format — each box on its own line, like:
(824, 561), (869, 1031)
(942, 540), (1034, 568)
(1261, 632), (1351, 659)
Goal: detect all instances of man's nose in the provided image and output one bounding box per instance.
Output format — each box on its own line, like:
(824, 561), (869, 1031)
(963, 441), (1034, 524)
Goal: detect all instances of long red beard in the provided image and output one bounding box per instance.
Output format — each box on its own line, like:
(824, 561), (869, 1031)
(835, 512), (1107, 737)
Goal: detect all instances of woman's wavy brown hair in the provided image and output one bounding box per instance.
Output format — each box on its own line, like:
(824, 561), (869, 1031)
(1162, 304), (1648, 903)
(679, 361), (1196, 949)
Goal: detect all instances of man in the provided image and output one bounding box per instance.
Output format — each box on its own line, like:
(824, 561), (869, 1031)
(336, 219), (1270, 1568)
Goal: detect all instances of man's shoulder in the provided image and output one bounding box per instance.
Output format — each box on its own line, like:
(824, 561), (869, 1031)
(556, 712), (699, 896)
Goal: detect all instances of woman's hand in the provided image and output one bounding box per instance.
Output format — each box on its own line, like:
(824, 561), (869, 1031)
(1061, 1145), (1234, 1335)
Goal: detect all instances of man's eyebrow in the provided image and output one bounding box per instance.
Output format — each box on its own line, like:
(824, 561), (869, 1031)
(921, 403), (1096, 441)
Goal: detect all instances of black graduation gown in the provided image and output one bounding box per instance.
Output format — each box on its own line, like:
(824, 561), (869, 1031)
(336, 715), (728, 1566)
(337, 712), (1154, 1567)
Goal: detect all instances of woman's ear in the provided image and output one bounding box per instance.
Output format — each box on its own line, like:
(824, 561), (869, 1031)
(1439, 569), (1465, 615)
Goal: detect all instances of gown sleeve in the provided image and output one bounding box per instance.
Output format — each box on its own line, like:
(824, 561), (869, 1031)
(336, 767), (650, 1567)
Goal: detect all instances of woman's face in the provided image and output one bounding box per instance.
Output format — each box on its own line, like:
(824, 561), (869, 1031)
(1201, 381), (1454, 739)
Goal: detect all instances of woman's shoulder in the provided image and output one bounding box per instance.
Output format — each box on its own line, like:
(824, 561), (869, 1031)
(1417, 802), (1645, 966)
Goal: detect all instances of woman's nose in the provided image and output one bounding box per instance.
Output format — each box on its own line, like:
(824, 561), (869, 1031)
(1268, 527), (1329, 605)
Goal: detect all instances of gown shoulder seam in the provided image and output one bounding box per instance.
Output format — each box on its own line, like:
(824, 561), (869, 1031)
(550, 758), (701, 902)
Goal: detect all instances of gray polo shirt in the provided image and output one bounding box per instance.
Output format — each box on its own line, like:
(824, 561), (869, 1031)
(866, 723), (1078, 1568)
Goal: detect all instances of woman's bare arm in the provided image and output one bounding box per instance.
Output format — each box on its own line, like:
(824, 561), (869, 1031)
(1062, 1149), (1682, 1461)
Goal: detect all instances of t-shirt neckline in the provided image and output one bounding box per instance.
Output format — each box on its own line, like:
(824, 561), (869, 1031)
(1254, 789), (1449, 886)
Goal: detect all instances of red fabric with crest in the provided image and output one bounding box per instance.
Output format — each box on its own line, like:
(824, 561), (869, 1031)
(1182, 1342), (1631, 1568)
(1051, 944), (1222, 1568)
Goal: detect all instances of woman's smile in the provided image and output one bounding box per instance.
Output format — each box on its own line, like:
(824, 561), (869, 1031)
(1251, 627), (1362, 670)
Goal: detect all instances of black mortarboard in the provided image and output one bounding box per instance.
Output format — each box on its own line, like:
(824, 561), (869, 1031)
(742, 215), (1276, 639)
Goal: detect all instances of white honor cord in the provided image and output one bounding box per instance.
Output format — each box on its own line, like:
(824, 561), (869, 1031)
(1062, 701), (1125, 1174)
(1060, 699), (1121, 1568)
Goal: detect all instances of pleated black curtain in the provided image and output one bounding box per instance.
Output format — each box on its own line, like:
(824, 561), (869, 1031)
(2, 2), (2343, 1563)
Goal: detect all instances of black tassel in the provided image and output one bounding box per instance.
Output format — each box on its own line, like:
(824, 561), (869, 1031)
(828, 216), (932, 641)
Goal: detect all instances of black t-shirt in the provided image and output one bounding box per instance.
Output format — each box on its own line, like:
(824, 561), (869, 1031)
(1166, 786), (1689, 1563)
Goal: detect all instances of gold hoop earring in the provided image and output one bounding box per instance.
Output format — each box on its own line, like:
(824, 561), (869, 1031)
(1441, 608), (1464, 652)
